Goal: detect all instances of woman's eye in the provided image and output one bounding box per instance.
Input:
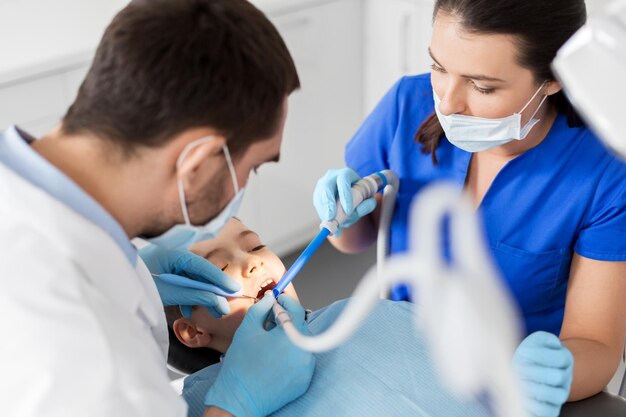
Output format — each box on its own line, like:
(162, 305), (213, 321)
(221, 264), (228, 271)
(430, 63), (446, 73)
(472, 83), (496, 95)
(250, 245), (266, 252)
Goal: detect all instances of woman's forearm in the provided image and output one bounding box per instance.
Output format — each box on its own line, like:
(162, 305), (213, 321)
(562, 337), (622, 401)
(328, 195), (382, 254)
(328, 212), (378, 254)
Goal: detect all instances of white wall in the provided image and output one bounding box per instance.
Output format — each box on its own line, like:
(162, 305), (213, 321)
(364, 0), (435, 114)
(586, 0), (614, 16)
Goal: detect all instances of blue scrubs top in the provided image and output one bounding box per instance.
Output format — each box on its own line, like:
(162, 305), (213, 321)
(346, 74), (626, 336)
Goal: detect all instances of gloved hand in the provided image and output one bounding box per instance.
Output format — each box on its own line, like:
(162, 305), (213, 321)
(313, 167), (377, 236)
(139, 244), (240, 318)
(205, 293), (315, 417)
(513, 331), (574, 417)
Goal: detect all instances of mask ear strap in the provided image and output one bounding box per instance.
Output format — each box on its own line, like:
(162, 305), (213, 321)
(519, 81), (548, 114)
(223, 144), (239, 194)
(176, 136), (218, 226)
(528, 94), (549, 122)
(177, 177), (191, 225)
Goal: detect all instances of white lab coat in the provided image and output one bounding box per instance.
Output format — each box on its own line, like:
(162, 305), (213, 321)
(0, 163), (188, 417)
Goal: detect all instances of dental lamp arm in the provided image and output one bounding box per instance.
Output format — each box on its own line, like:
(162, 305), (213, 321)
(553, 0), (626, 159)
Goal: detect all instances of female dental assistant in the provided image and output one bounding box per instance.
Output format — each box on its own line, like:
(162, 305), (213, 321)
(314, 0), (626, 411)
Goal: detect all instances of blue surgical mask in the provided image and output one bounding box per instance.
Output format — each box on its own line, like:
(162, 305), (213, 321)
(434, 83), (548, 153)
(147, 137), (245, 250)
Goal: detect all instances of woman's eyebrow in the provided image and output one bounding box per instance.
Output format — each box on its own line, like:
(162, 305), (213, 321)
(428, 47), (506, 83)
(428, 47), (444, 67)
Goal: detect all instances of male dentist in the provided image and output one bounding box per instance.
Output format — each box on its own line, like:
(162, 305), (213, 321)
(0, 1), (314, 416)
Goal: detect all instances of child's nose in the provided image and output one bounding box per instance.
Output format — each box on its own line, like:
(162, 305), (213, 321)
(242, 255), (264, 278)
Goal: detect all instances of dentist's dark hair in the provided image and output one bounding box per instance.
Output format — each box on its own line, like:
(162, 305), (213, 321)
(417, 0), (586, 164)
(61, 0), (299, 157)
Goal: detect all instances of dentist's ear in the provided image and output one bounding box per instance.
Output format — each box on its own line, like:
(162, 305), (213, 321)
(177, 135), (227, 179)
(172, 317), (213, 348)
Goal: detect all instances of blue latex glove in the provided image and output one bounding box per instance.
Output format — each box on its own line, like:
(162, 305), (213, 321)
(513, 331), (574, 417)
(313, 167), (377, 236)
(204, 293), (315, 417)
(139, 244), (240, 318)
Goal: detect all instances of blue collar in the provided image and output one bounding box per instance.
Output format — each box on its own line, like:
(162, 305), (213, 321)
(0, 126), (137, 266)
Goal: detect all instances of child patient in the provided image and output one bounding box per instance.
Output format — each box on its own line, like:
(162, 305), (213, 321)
(165, 217), (300, 367)
(166, 218), (490, 417)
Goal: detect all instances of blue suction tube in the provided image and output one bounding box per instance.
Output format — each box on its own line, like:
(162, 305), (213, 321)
(272, 170), (394, 298)
(272, 227), (330, 298)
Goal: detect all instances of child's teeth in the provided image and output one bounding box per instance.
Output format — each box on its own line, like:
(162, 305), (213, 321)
(257, 279), (274, 292)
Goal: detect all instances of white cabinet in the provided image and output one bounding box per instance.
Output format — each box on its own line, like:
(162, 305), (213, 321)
(237, 0), (364, 255)
(0, 0), (126, 135)
(61, 65), (91, 109)
(0, 0), (363, 256)
(0, 74), (65, 134)
(0, 63), (89, 137)
(364, 0), (434, 113)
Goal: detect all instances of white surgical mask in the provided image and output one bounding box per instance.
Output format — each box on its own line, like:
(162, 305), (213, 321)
(434, 83), (548, 153)
(147, 137), (245, 250)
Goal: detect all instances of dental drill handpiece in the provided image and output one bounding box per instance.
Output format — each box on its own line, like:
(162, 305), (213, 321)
(272, 170), (394, 299)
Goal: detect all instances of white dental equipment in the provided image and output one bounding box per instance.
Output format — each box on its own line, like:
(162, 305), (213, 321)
(552, 0), (626, 159)
(274, 173), (527, 417)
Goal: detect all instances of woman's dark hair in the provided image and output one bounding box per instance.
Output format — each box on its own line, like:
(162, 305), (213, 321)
(62, 0), (299, 157)
(417, 0), (587, 164)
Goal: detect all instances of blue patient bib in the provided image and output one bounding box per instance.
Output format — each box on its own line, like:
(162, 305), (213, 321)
(182, 300), (490, 417)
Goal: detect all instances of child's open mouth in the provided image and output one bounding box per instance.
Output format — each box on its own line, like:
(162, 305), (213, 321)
(255, 279), (277, 301)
